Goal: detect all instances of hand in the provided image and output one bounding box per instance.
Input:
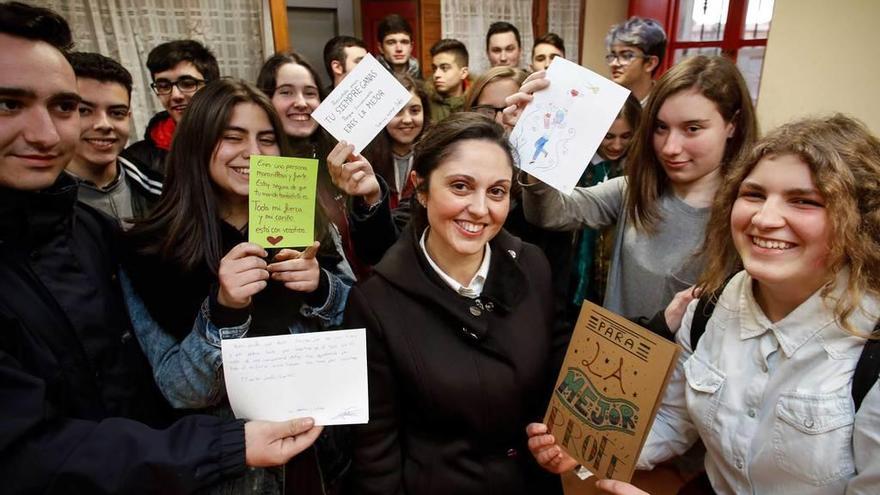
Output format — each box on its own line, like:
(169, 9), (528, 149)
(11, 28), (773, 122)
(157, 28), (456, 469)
(327, 141), (381, 204)
(595, 479), (651, 495)
(244, 417), (324, 467)
(664, 286), (701, 333)
(268, 242), (321, 293)
(502, 70), (550, 129)
(526, 422), (578, 474)
(217, 242), (269, 309)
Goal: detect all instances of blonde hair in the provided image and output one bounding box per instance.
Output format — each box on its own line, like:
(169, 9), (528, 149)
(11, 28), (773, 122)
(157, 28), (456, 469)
(699, 114), (880, 334)
(463, 66), (528, 111)
(625, 55), (758, 233)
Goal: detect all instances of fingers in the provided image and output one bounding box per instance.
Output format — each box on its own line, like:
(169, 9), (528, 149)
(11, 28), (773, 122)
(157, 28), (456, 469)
(521, 77), (550, 95)
(595, 479), (651, 495)
(224, 242), (268, 262)
(526, 422), (549, 436)
(523, 69), (547, 85)
(272, 242), (320, 262)
(244, 418), (323, 467)
(327, 141), (355, 168)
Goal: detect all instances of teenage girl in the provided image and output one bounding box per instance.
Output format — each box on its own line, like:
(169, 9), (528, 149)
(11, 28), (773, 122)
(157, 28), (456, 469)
(529, 114), (880, 495)
(513, 55), (758, 319)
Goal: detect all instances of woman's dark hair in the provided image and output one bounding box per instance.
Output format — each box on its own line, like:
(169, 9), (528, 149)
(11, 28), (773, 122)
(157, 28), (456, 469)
(128, 78), (294, 273)
(362, 73), (431, 192)
(410, 112), (515, 230)
(257, 51), (327, 102)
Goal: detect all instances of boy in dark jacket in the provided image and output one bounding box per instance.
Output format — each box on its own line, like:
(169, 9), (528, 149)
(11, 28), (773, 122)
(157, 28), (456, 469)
(120, 39), (219, 178)
(0, 3), (319, 493)
(65, 51), (162, 226)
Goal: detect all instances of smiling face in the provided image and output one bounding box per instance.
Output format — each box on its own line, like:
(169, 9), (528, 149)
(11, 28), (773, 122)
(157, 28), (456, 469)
(73, 78), (130, 170)
(531, 43), (563, 71)
(731, 154), (832, 301)
(0, 34), (80, 191)
(599, 116), (633, 162)
(209, 102), (280, 204)
(487, 32), (521, 67)
(652, 88), (734, 189)
(380, 33), (413, 68)
(270, 62), (320, 138)
(417, 139), (512, 271)
(152, 61), (205, 123)
(387, 90), (424, 152)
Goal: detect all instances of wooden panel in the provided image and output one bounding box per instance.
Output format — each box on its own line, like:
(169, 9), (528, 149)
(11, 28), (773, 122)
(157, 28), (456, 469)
(419, 0), (441, 78)
(268, 0), (290, 52)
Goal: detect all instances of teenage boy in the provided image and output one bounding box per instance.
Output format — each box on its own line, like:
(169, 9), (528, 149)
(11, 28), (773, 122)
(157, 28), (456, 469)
(121, 39), (219, 176)
(486, 21), (522, 68)
(323, 35), (368, 88)
(605, 16), (667, 104)
(428, 39), (470, 122)
(0, 3), (319, 492)
(375, 14), (421, 80)
(530, 32), (565, 72)
(66, 52), (161, 226)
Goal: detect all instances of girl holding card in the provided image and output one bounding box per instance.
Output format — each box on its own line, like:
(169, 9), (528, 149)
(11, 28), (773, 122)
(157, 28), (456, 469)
(257, 51), (370, 279)
(513, 55), (758, 321)
(123, 78), (353, 495)
(344, 113), (569, 494)
(529, 115), (880, 494)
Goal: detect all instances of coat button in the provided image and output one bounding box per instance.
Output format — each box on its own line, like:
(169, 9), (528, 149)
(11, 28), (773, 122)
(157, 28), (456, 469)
(506, 448), (518, 458)
(469, 306), (482, 316)
(484, 302), (494, 312)
(461, 327), (478, 340)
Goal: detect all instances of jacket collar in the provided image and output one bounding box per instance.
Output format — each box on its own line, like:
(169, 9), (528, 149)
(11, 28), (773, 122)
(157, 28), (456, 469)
(374, 225), (528, 317)
(0, 173), (78, 247)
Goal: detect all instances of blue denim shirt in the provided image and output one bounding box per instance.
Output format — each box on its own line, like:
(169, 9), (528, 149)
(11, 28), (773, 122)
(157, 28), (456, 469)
(120, 265), (353, 409)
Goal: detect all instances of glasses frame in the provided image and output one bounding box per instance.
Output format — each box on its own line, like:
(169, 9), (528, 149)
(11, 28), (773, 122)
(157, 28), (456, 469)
(604, 51), (653, 66)
(150, 77), (206, 96)
(472, 105), (506, 119)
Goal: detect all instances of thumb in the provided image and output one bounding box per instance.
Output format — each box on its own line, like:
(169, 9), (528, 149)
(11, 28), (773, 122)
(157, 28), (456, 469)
(284, 417), (315, 437)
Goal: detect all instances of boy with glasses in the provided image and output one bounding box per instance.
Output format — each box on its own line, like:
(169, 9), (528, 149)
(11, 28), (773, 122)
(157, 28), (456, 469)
(121, 39), (219, 178)
(605, 17), (666, 104)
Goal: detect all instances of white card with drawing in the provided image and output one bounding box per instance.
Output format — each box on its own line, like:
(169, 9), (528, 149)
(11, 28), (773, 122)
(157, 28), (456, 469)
(509, 57), (630, 194)
(312, 53), (412, 154)
(222, 328), (368, 425)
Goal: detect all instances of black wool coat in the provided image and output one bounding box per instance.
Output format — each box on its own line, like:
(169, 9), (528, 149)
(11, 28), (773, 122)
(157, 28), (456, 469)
(345, 227), (569, 495)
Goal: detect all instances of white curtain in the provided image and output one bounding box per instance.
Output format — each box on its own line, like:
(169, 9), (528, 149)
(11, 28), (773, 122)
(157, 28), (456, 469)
(548, 0), (581, 64)
(31, 0), (268, 142)
(441, 0), (534, 77)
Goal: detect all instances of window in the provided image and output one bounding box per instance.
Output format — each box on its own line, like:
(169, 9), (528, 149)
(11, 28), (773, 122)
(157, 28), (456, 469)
(668, 0), (774, 102)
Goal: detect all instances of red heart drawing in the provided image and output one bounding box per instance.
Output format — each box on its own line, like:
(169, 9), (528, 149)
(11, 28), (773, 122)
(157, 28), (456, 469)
(570, 89), (579, 97)
(267, 235), (283, 245)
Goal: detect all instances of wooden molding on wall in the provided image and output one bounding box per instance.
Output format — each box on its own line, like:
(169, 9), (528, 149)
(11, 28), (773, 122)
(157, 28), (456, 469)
(419, 0), (441, 78)
(532, 0), (549, 39)
(268, 0), (290, 53)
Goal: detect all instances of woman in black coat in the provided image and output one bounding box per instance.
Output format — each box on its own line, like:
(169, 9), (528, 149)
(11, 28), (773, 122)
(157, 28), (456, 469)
(343, 113), (569, 494)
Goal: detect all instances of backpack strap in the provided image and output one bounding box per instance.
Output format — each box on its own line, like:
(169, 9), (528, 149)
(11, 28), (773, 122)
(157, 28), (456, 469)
(853, 327), (880, 411)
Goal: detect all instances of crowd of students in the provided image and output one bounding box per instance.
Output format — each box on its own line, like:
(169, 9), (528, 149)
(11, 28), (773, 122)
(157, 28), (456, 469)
(1, 1), (878, 494)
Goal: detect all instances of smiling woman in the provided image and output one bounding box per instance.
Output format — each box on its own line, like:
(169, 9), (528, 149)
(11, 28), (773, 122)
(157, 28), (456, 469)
(344, 113), (568, 495)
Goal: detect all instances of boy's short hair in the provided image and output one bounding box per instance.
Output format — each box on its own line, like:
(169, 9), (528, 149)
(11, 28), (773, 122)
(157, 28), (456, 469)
(485, 21), (521, 50)
(0, 1), (72, 50)
(533, 32), (565, 56)
(430, 39), (469, 67)
(68, 52), (133, 97)
(377, 14), (413, 42)
(146, 39), (219, 81)
(323, 35), (367, 79)
(605, 17), (667, 69)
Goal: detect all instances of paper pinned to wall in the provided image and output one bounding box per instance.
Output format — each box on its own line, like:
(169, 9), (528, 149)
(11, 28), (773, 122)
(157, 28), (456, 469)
(510, 57), (630, 194)
(312, 53), (412, 154)
(222, 329), (368, 425)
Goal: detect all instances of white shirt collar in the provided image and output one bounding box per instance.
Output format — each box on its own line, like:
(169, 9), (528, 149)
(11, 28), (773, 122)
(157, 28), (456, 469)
(419, 228), (491, 298)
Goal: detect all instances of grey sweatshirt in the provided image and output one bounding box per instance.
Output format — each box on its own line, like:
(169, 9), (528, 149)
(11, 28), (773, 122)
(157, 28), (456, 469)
(522, 177), (709, 319)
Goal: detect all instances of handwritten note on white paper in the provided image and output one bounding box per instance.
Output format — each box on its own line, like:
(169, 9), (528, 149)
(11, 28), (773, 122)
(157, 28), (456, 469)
(312, 53), (412, 154)
(221, 329), (368, 425)
(510, 57), (630, 194)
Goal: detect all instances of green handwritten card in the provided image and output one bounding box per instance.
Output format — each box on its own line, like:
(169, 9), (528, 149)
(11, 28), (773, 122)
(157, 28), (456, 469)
(248, 155), (318, 248)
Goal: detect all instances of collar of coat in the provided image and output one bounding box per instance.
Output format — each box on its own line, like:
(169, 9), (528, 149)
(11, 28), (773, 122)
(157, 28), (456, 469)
(372, 225), (530, 338)
(0, 173), (79, 247)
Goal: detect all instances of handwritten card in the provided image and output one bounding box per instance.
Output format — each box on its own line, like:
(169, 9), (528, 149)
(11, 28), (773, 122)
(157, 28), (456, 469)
(311, 53), (412, 154)
(248, 155), (317, 248)
(544, 301), (678, 483)
(510, 57), (630, 194)
(221, 329), (368, 425)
